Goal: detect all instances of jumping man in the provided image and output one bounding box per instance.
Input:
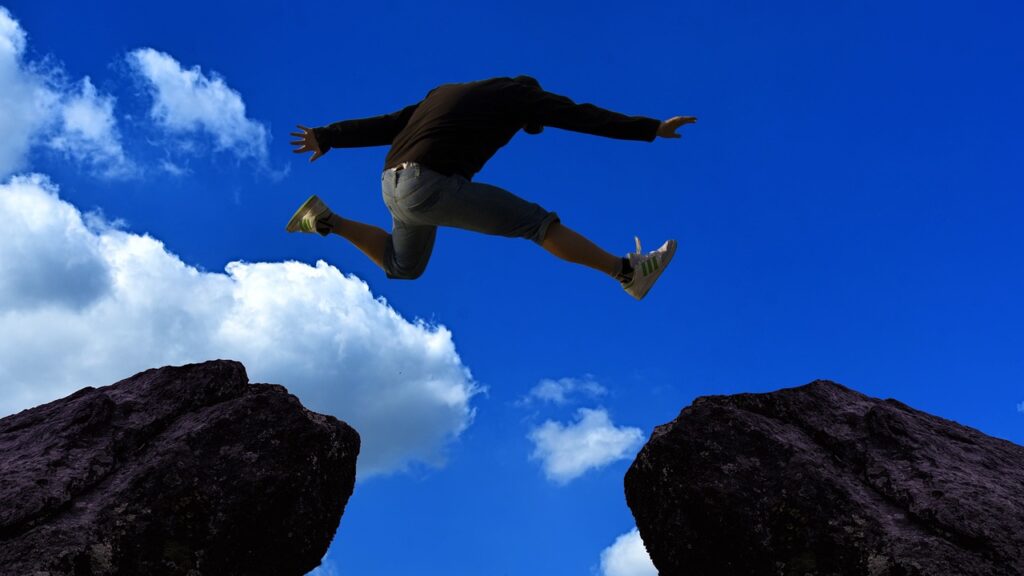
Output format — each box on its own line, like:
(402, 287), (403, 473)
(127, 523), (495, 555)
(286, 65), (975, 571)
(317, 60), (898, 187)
(288, 75), (695, 300)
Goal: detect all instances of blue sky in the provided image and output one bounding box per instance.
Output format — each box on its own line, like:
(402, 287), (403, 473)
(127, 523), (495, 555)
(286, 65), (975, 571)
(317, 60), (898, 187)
(1, 1), (1022, 574)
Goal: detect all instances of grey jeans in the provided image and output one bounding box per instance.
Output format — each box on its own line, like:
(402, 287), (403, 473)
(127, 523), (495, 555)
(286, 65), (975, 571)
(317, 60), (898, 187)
(380, 162), (560, 279)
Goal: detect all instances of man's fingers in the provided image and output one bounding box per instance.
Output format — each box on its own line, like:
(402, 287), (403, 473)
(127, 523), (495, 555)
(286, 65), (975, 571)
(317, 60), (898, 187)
(290, 140), (307, 146)
(289, 132), (305, 138)
(297, 124), (312, 131)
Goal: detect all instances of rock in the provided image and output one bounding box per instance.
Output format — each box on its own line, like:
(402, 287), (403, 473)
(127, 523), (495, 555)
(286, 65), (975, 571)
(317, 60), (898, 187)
(624, 380), (1024, 576)
(0, 360), (359, 576)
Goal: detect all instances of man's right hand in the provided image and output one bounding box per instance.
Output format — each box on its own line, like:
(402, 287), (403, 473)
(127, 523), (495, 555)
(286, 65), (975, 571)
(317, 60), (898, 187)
(290, 125), (325, 162)
(657, 116), (697, 139)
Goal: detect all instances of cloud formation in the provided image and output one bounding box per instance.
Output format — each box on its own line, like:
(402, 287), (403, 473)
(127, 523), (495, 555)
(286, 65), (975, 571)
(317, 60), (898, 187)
(0, 7), (131, 179)
(0, 174), (480, 476)
(0, 6), (57, 178)
(48, 77), (136, 178)
(528, 407), (643, 485)
(127, 48), (269, 163)
(307, 556), (340, 576)
(599, 528), (657, 576)
(523, 375), (607, 405)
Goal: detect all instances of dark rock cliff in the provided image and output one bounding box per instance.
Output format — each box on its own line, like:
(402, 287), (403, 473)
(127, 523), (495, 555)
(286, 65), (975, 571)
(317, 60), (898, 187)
(0, 360), (359, 576)
(625, 380), (1024, 576)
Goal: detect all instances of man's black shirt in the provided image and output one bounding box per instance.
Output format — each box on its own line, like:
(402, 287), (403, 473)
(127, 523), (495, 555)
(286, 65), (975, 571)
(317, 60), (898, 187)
(313, 76), (661, 180)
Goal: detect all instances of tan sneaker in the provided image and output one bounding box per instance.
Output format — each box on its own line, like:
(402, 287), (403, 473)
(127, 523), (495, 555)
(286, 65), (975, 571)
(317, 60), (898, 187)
(622, 236), (677, 300)
(286, 195), (332, 235)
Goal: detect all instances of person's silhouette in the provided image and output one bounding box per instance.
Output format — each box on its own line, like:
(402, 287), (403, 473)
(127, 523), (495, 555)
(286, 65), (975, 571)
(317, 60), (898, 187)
(289, 75), (695, 300)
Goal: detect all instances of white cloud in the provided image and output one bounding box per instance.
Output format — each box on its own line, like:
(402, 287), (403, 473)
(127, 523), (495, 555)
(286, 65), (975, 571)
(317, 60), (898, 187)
(0, 174), (481, 477)
(524, 375), (607, 405)
(49, 77), (136, 178)
(0, 5), (26, 55)
(0, 174), (112, 310)
(1017, 401), (1024, 414)
(306, 557), (340, 576)
(599, 528), (657, 576)
(0, 7), (58, 178)
(0, 7), (131, 180)
(528, 408), (643, 485)
(127, 48), (269, 162)
(159, 158), (189, 176)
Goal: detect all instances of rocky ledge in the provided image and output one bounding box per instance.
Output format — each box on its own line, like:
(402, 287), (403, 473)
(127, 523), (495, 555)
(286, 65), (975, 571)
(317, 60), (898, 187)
(0, 360), (359, 576)
(625, 380), (1024, 576)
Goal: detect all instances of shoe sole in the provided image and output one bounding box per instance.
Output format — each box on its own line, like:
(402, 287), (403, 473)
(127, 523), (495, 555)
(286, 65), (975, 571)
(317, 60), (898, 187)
(286, 194), (325, 233)
(630, 240), (677, 300)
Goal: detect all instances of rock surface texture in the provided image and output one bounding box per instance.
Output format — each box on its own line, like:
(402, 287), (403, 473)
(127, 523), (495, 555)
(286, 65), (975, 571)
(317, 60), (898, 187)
(625, 380), (1024, 576)
(0, 360), (359, 576)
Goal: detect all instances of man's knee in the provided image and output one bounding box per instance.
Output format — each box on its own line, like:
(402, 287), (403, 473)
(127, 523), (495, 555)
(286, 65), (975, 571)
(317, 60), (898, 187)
(385, 262), (428, 280)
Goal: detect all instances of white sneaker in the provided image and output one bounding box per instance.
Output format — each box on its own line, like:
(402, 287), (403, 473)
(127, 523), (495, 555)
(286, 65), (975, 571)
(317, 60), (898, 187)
(622, 236), (677, 300)
(286, 194), (332, 235)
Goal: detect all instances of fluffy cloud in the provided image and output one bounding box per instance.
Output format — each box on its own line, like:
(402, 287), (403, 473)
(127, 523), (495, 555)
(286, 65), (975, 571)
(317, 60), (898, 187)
(0, 174), (112, 309)
(523, 375), (606, 405)
(0, 6), (57, 178)
(528, 408), (643, 485)
(0, 7), (131, 179)
(599, 528), (657, 576)
(127, 48), (269, 162)
(49, 77), (136, 178)
(0, 174), (480, 476)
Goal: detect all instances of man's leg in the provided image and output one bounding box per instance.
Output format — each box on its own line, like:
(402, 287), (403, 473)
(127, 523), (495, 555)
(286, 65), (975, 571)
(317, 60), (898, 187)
(540, 221), (622, 278)
(322, 214), (388, 270)
(404, 172), (628, 281)
(322, 213), (437, 280)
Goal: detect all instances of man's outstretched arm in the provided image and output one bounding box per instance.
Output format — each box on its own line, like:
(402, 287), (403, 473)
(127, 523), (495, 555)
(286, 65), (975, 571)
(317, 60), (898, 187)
(291, 103), (420, 162)
(522, 85), (695, 141)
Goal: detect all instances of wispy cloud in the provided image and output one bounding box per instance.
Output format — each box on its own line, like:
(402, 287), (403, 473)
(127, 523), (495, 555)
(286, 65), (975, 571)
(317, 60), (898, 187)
(49, 77), (136, 178)
(158, 158), (189, 176)
(528, 407), (643, 485)
(0, 7), (132, 180)
(599, 527), (657, 576)
(0, 6), (50, 178)
(0, 173), (481, 477)
(522, 375), (607, 405)
(127, 48), (269, 164)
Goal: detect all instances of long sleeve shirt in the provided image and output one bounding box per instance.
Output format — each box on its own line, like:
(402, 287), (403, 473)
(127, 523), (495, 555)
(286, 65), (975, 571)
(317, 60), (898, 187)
(312, 76), (661, 181)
